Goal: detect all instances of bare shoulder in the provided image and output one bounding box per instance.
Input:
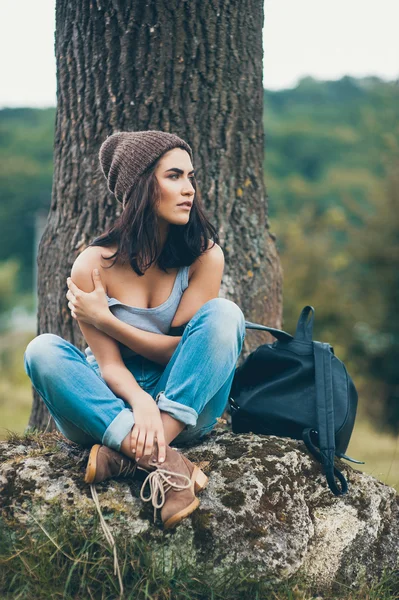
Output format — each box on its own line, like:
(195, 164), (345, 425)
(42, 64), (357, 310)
(202, 240), (224, 262)
(71, 245), (116, 293)
(205, 239), (223, 256)
(76, 244), (116, 264)
(190, 240), (224, 277)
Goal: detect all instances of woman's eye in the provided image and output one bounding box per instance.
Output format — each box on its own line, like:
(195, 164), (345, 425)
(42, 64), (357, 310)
(170, 174), (195, 181)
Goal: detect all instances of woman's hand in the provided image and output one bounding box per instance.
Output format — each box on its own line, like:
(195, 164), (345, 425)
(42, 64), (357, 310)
(130, 389), (166, 462)
(66, 269), (110, 328)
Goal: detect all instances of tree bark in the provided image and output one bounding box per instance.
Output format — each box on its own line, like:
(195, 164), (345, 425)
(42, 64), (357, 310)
(29, 0), (283, 429)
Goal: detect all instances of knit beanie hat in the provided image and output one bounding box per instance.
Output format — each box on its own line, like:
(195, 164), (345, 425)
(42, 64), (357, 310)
(98, 130), (193, 207)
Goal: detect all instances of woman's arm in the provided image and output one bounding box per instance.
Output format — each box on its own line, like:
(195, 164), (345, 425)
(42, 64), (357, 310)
(70, 249), (144, 407)
(98, 315), (183, 366)
(99, 243), (225, 363)
(70, 248), (167, 460)
(68, 243), (224, 365)
(67, 255), (183, 366)
(77, 320), (143, 409)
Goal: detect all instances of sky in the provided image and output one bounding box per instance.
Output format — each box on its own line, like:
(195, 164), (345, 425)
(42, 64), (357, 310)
(0, 0), (398, 108)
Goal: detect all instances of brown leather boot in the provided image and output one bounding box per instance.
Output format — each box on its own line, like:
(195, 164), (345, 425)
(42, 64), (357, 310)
(84, 444), (137, 484)
(137, 446), (209, 529)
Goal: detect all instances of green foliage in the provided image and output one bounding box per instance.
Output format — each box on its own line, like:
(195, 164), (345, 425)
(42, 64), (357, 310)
(0, 107), (55, 294)
(0, 329), (36, 439)
(346, 154), (399, 430)
(264, 76), (399, 431)
(0, 259), (20, 313)
(264, 76), (399, 217)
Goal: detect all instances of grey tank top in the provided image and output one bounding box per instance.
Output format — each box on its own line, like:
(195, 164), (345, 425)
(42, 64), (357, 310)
(85, 265), (190, 363)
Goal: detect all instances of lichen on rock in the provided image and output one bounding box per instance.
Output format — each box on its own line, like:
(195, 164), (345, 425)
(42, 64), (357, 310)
(0, 428), (398, 593)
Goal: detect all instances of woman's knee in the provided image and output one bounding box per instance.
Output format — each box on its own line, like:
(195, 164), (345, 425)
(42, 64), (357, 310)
(24, 333), (65, 374)
(204, 298), (246, 339)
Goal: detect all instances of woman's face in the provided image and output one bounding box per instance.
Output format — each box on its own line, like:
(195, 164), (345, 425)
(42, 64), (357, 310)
(154, 148), (195, 227)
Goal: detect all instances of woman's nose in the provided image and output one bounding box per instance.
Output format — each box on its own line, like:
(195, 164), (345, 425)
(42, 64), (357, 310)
(187, 180), (195, 193)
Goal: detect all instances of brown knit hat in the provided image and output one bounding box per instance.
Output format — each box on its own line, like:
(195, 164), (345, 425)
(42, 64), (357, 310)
(98, 130), (193, 207)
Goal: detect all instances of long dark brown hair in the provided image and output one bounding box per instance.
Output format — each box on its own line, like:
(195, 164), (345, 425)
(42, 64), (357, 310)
(89, 157), (219, 275)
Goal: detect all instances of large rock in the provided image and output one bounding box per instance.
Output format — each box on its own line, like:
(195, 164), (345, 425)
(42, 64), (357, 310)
(0, 428), (398, 592)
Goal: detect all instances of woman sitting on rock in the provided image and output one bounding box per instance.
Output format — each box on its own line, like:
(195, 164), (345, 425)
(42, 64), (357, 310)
(24, 130), (246, 529)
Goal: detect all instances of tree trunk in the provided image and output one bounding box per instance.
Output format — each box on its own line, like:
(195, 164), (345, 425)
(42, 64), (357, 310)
(29, 0), (283, 429)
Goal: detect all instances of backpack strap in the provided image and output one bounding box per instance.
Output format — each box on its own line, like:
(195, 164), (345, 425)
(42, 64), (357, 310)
(303, 428), (348, 493)
(335, 452), (365, 464)
(244, 321), (293, 343)
(244, 306), (314, 344)
(294, 305), (315, 341)
(303, 342), (348, 496)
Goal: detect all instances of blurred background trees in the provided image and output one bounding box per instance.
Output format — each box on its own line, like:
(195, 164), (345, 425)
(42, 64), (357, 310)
(263, 75), (399, 433)
(0, 108), (54, 295)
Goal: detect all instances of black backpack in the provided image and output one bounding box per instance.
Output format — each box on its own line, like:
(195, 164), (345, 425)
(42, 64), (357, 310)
(229, 305), (364, 496)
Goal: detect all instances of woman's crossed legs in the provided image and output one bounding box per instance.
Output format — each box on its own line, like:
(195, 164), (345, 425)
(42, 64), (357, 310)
(24, 298), (246, 458)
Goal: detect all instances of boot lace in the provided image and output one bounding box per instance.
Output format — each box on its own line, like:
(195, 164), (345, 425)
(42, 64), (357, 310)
(117, 458), (137, 478)
(140, 469), (192, 522)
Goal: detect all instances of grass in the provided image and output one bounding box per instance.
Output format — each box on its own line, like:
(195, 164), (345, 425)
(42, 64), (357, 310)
(0, 328), (35, 438)
(0, 378), (34, 435)
(0, 503), (398, 600)
(347, 419), (399, 492)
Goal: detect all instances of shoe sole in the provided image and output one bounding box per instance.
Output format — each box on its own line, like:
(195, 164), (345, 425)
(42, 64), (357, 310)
(84, 444), (101, 484)
(163, 496), (200, 529)
(192, 466), (209, 494)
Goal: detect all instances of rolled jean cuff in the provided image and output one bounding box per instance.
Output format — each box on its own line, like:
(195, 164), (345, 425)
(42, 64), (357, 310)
(102, 407), (135, 452)
(156, 392), (198, 428)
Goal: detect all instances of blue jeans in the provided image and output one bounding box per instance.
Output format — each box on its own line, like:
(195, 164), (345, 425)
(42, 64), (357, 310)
(24, 298), (246, 451)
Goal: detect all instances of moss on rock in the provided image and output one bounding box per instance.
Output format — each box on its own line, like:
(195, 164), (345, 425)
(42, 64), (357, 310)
(0, 429), (398, 594)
